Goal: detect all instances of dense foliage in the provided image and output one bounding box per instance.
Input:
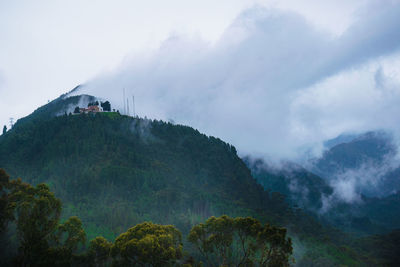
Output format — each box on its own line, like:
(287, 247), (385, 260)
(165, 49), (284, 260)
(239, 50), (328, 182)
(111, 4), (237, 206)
(111, 222), (183, 266)
(0, 110), (298, 239)
(188, 215), (292, 266)
(0, 170), (294, 266)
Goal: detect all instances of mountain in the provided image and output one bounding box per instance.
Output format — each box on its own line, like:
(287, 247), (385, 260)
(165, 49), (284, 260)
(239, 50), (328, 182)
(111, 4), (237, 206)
(312, 131), (397, 196)
(323, 133), (359, 149)
(6, 95), (396, 266)
(244, 156), (400, 264)
(311, 131), (400, 233)
(0, 94), (374, 265)
(0, 95), (306, 234)
(245, 132), (400, 238)
(245, 158), (333, 212)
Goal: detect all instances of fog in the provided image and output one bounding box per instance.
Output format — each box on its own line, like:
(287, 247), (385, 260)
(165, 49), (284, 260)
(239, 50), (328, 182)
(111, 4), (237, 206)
(72, 2), (400, 162)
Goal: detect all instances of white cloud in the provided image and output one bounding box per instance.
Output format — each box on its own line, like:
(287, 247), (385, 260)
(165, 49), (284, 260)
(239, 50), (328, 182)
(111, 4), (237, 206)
(74, 3), (400, 160)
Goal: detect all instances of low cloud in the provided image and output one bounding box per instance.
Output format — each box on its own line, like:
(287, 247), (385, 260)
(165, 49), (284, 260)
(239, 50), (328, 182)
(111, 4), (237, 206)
(322, 152), (400, 207)
(72, 2), (400, 160)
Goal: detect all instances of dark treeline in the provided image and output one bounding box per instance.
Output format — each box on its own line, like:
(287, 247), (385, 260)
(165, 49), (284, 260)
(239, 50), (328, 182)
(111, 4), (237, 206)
(0, 169), (292, 266)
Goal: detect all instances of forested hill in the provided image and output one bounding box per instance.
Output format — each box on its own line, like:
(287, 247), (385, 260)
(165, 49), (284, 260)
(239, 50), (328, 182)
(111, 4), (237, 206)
(0, 96), (294, 237)
(0, 95), (369, 265)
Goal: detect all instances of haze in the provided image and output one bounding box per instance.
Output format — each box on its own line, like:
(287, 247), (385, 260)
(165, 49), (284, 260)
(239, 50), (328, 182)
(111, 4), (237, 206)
(1, 0), (400, 159)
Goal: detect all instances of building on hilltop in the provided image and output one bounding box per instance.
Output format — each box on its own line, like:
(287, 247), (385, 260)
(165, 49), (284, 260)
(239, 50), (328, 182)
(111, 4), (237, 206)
(73, 100), (111, 114)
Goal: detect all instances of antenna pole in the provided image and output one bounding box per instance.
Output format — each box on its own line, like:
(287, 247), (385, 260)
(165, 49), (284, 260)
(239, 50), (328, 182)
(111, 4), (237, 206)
(132, 95), (135, 117)
(127, 98), (130, 116)
(123, 88), (126, 115)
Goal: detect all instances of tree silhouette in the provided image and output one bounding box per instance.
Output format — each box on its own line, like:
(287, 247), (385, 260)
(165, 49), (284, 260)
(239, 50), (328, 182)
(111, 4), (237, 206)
(101, 101), (111, 112)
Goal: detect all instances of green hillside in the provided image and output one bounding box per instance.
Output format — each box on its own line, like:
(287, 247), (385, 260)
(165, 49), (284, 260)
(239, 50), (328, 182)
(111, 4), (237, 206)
(1, 101), (292, 239)
(0, 95), (374, 265)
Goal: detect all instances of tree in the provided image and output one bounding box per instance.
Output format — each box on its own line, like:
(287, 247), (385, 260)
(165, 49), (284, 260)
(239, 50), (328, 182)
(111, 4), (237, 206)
(48, 216), (87, 265)
(188, 215), (235, 266)
(188, 215), (293, 267)
(89, 236), (112, 266)
(0, 169), (13, 267)
(111, 222), (183, 266)
(0, 171), (94, 265)
(0, 169), (11, 233)
(56, 216), (86, 251)
(101, 101), (111, 112)
(74, 106), (80, 114)
(9, 179), (62, 265)
(2, 125), (6, 135)
(255, 223), (293, 266)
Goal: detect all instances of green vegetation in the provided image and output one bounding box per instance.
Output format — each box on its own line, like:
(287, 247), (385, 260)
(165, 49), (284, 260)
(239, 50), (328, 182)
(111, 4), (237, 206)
(352, 229), (400, 266)
(111, 222), (183, 266)
(0, 170), (87, 265)
(0, 169), (293, 266)
(0, 110), (297, 239)
(188, 215), (292, 266)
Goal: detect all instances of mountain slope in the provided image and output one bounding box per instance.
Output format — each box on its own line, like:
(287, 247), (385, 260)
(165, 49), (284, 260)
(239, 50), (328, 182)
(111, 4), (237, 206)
(0, 95), (374, 265)
(312, 131), (396, 187)
(245, 158), (333, 212)
(0, 97), (297, 238)
(245, 132), (400, 237)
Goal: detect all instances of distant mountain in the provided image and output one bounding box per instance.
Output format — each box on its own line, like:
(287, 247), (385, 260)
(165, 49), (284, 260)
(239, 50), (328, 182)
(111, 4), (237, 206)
(245, 156), (400, 236)
(323, 133), (359, 149)
(312, 131), (400, 199)
(317, 132), (400, 234)
(244, 158), (333, 212)
(313, 131), (396, 179)
(245, 132), (400, 237)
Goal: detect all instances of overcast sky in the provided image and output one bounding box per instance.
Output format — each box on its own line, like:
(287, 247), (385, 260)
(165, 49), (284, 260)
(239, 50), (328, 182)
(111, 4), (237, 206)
(1, 0), (400, 160)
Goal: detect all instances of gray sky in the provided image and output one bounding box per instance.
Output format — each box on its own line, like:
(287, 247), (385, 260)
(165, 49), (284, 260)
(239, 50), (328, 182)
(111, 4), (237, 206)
(1, 0), (400, 160)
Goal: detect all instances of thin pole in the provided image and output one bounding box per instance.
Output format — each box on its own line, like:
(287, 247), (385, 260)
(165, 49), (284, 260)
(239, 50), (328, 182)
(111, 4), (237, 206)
(123, 88), (126, 115)
(132, 95), (135, 117)
(127, 98), (130, 116)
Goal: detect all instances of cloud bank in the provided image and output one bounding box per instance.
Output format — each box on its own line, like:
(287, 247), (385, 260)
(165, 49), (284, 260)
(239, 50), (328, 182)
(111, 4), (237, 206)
(74, 2), (400, 160)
